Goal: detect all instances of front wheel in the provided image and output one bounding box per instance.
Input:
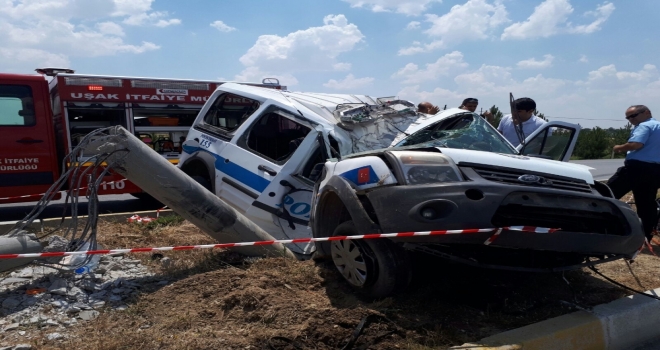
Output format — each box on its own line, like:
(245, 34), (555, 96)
(330, 221), (412, 298)
(190, 175), (212, 192)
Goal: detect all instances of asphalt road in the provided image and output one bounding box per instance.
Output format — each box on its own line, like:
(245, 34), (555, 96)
(0, 159), (624, 223)
(0, 194), (162, 223)
(571, 158), (624, 181)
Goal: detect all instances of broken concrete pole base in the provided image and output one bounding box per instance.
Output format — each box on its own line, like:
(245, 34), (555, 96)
(0, 232), (43, 273)
(96, 126), (295, 259)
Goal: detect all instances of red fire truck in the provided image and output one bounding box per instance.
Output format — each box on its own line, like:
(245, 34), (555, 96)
(0, 68), (284, 204)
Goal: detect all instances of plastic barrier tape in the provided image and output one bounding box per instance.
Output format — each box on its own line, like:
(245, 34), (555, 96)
(0, 226), (560, 260)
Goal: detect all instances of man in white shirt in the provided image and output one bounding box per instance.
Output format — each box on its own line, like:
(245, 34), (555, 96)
(497, 97), (546, 147)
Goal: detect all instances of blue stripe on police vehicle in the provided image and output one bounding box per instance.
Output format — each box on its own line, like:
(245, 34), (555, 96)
(339, 166), (380, 185)
(182, 145), (270, 193)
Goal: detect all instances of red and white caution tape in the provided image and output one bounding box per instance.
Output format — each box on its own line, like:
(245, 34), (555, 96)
(126, 207), (170, 223)
(483, 228), (503, 246)
(127, 215), (155, 224)
(156, 206), (169, 218)
(0, 226), (559, 260)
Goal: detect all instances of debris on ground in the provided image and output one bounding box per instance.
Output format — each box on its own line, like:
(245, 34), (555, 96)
(1, 217), (660, 349)
(0, 247), (162, 348)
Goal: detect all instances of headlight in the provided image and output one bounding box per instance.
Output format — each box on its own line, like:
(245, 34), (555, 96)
(389, 151), (463, 185)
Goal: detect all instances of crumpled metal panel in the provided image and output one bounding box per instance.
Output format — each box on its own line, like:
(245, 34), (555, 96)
(343, 113), (422, 154)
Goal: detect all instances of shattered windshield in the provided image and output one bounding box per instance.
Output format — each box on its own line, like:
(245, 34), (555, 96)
(394, 112), (516, 154)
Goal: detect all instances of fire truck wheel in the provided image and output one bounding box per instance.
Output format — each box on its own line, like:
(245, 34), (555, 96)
(191, 176), (212, 192)
(130, 193), (162, 205)
(330, 220), (412, 298)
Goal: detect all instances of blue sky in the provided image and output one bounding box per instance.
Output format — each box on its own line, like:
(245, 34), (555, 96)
(2, 0), (659, 128)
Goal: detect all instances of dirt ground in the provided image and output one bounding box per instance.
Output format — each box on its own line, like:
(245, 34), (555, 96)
(10, 213), (655, 350)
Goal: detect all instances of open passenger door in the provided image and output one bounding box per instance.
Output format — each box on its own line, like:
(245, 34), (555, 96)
(516, 121), (581, 162)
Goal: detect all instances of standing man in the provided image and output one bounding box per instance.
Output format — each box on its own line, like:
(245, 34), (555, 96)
(497, 97), (546, 147)
(606, 105), (660, 241)
(459, 97), (493, 124)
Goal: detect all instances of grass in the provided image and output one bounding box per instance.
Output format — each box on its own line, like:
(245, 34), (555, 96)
(15, 208), (660, 349)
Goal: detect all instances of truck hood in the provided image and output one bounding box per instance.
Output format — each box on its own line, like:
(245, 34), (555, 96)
(438, 148), (595, 184)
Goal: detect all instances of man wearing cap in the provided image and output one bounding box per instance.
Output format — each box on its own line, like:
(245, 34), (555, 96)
(497, 97), (546, 147)
(460, 98), (493, 124)
(606, 105), (660, 241)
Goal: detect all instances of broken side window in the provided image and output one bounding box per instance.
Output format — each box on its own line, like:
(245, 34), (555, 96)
(200, 93), (260, 136)
(243, 110), (312, 164)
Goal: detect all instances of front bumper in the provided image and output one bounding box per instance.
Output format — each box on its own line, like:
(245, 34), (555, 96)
(365, 167), (645, 258)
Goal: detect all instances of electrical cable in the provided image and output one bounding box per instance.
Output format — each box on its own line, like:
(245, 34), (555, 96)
(7, 126), (130, 270)
(588, 264), (660, 302)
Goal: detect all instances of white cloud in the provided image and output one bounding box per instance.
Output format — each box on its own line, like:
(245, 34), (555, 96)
(341, 0), (442, 15)
(406, 21), (421, 30)
(580, 64), (659, 89)
(397, 62), (660, 129)
(112, 0), (180, 27)
(210, 20), (236, 32)
(236, 15), (364, 85)
(323, 74), (375, 90)
(399, 0), (508, 55)
(96, 21), (125, 36)
(398, 85), (463, 107)
(398, 40), (444, 56)
(501, 0), (614, 40)
(0, 48), (70, 71)
(0, 0), (164, 72)
(333, 62), (352, 71)
(517, 54), (554, 69)
(234, 67), (300, 86)
(392, 51), (468, 84)
(579, 54), (588, 63)
(570, 2), (615, 34)
(398, 62), (567, 115)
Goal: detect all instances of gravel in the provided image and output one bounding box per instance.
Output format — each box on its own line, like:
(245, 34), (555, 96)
(0, 237), (163, 348)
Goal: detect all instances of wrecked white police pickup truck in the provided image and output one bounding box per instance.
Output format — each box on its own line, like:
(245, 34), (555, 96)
(179, 83), (644, 297)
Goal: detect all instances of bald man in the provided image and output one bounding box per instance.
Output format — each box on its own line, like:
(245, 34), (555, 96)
(417, 102), (440, 115)
(607, 105), (660, 241)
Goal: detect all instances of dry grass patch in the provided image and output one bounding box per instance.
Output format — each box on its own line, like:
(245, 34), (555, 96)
(23, 213), (660, 349)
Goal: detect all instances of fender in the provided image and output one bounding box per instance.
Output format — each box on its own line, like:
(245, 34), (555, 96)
(312, 175), (381, 237)
(179, 151), (217, 192)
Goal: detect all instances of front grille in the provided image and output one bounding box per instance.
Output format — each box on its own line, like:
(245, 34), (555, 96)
(492, 204), (627, 235)
(473, 167), (592, 193)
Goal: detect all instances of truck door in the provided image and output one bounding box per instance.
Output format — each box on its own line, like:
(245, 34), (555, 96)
(218, 107), (314, 215)
(244, 128), (322, 255)
(517, 121), (581, 162)
(0, 82), (58, 202)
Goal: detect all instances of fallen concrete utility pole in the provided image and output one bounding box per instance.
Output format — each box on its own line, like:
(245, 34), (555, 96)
(90, 126), (295, 259)
(0, 234), (43, 272)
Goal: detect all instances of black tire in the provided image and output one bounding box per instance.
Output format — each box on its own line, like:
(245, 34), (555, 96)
(191, 175), (212, 192)
(130, 192), (162, 205)
(330, 221), (412, 298)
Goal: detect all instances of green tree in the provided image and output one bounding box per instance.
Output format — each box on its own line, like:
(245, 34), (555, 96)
(489, 105), (504, 128)
(573, 127), (610, 159)
(533, 110), (549, 122)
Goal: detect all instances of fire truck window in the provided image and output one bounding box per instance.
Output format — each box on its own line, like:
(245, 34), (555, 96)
(67, 107), (126, 147)
(202, 94), (260, 133)
(0, 85), (35, 126)
(133, 107), (197, 127)
(246, 111), (311, 164)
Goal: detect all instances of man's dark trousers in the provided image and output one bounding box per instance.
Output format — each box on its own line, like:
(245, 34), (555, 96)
(607, 160), (660, 239)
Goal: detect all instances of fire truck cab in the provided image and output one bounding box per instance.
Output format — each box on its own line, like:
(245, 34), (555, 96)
(0, 68), (284, 204)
